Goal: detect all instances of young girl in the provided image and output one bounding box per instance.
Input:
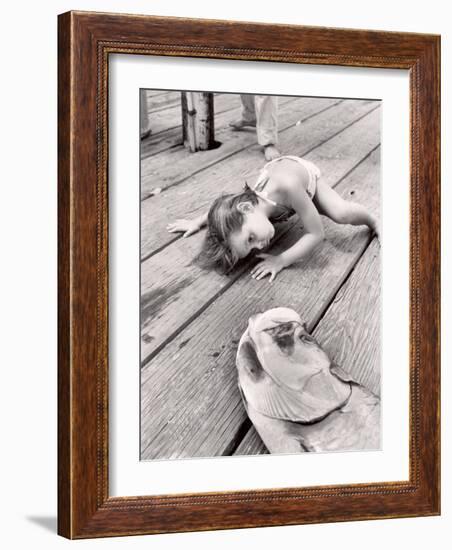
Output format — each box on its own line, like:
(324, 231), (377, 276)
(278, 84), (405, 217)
(167, 156), (379, 282)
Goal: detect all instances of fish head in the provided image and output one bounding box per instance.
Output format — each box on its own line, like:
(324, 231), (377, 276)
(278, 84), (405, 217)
(247, 307), (331, 390)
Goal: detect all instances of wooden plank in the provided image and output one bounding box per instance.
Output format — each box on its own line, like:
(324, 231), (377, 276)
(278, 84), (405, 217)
(313, 240), (381, 395)
(140, 108), (381, 362)
(140, 149), (380, 459)
(235, 239), (381, 456)
(234, 425), (269, 456)
(146, 90), (167, 97)
(141, 100), (379, 258)
(144, 90), (182, 112)
(182, 92), (198, 152)
(140, 96), (348, 199)
(145, 89), (177, 99)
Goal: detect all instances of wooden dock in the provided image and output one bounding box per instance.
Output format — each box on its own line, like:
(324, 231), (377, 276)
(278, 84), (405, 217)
(140, 91), (381, 460)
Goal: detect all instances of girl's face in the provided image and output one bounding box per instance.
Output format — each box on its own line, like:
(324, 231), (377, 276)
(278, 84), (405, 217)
(229, 205), (275, 259)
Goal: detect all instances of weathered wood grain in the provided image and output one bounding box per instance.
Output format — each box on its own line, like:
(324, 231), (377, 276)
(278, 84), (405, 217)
(140, 108), (381, 361)
(314, 240), (381, 395)
(141, 149), (380, 459)
(182, 92), (215, 151)
(237, 238), (381, 455)
(233, 423), (269, 455)
(141, 99), (378, 258)
(140, 96), (350, 199)
(145, 89), (178, 99)
(146, 90), (166, 97)
(143, 89), (182, 112)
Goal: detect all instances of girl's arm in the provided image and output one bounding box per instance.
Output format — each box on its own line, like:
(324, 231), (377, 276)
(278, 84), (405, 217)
(251, 178), (324, 281)
(279, 182), (324, 266)
(167, 212), (208, 238)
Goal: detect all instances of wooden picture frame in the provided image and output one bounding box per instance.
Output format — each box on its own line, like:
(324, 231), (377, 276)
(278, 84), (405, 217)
(58, 11), (440, 539)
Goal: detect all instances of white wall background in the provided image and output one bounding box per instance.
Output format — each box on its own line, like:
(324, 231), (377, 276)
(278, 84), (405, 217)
(0, 1), (449, 548)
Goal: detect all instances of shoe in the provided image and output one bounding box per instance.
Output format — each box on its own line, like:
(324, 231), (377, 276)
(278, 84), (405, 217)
(229, 119), (256, 130)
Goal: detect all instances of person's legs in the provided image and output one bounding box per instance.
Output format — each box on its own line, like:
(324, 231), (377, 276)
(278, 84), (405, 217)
(254, 95), (280, 160)
(313, 179), (379, 236)
(229, 94), (257, 129)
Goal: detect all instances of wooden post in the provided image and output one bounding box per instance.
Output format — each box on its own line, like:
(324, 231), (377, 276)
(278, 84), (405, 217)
(181, 91), (214, 152)
(181, 91), (188, 144)
(195, 92), (214, 150)
(186, 92), (198, 153)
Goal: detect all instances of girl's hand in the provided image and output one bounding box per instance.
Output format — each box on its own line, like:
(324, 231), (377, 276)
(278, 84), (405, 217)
(167, 219), (201, 238)
(250, 253), (286, 283)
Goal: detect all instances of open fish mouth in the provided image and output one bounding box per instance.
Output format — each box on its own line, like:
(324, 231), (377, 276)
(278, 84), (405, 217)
(247, 307), (301, 334)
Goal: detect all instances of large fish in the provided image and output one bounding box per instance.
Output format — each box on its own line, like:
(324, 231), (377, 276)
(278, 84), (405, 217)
(236, 307), (380, 453)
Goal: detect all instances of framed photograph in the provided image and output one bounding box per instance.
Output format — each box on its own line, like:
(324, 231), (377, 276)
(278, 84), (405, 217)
(58, 11), (440, 538)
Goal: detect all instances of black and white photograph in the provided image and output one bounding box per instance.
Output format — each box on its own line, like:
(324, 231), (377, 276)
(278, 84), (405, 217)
(140, 90), (381, 460)
(2, 0), (445, 545)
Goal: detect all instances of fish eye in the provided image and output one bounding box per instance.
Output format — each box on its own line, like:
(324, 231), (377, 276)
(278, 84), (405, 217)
(248, 234), (255, 244)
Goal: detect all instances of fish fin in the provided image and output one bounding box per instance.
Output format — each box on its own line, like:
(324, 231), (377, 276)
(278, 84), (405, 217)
(240, 376), (342, 423)
(237, 382), (250, 414)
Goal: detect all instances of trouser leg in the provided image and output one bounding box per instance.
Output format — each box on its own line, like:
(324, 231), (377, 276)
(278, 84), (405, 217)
(254, 95), (278, 146)
(239, 94), (258, 123)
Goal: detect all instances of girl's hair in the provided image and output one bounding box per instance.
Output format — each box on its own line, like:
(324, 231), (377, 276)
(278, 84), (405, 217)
(196, 184), (258, 274)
